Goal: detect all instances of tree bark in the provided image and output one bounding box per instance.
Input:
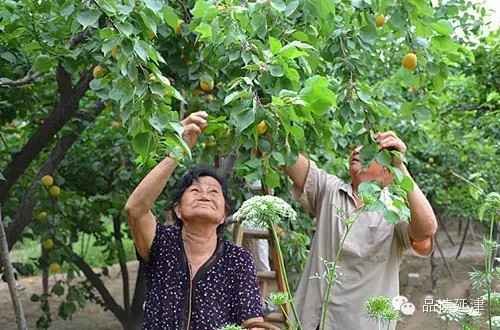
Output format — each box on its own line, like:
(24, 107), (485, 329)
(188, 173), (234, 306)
(113, 216), (130, 315)
(0, 204), (28, 330)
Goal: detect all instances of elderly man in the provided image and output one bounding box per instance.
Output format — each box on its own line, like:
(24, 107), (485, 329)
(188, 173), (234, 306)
(285, 131), (437, 330)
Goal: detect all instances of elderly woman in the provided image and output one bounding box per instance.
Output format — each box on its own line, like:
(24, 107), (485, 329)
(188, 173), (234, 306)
(125, 111), (263, 329)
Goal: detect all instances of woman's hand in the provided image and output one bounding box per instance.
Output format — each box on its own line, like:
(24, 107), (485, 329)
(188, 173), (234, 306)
(181, 111), (208, 148)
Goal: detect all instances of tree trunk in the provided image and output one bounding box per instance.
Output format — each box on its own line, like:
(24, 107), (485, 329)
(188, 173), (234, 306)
(0, 204), (28, 330)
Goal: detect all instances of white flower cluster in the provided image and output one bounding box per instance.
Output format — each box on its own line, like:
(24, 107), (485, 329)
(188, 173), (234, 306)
(435, 299), (482, 323)
(488, 316), (500, 329)
(233, 195), (296, 229)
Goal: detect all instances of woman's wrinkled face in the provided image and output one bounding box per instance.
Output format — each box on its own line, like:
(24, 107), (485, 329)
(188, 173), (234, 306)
(174, 176), (226, 226)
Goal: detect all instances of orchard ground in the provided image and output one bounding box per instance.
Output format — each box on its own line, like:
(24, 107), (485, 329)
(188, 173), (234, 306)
(1, 218), (495, 330)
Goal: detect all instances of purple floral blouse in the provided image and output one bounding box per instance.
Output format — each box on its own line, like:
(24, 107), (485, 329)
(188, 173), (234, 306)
(136, 222), (263, 329)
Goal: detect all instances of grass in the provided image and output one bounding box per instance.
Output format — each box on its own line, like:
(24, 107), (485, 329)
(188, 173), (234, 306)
(10, 223), (137, 276)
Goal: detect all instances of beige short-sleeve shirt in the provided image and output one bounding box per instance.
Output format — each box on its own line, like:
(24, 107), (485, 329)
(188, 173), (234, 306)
(290, 161), (433, 330)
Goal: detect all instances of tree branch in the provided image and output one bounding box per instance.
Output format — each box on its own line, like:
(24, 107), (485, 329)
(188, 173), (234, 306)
(74, 63), (98, 100)
(0, 71), (42, 88)
(71, 253), (127, 322)
(5, 102), (105, 250)
(454, 104), (496, 111)
(113, 216), (131, 316)
(0, 63), (97, 204)
(130, 263), (147, 318)
(0, 204), (28, 330)
(56, 61), (73, 99)
(70, 28), (94, 48)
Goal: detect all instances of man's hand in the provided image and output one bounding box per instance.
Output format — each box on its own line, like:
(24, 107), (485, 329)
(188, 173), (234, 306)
(374, 131), (407, 168)
(180, 111), (208, 148)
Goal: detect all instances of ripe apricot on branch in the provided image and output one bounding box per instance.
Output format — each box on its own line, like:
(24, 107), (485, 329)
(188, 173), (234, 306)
(408, 86), (416, 94)
(402, 53), (417, 70)
(175, 19), (184, 36)
(92, 65), (105, 78)
(205, 141), (216, 147)
(41, 175), (53, 187)
(49, 186), (61, 198)
(375, 14), (385, 28)
(200, 74), (214, 91)
(112, 121), (122, 129)
(111, 45), (120, 60)
(38, 212), (48, 222)
(42, 239), (54, 250)
(49, 263), (60, 273)
(257, 120), (268, 135)
(205, 94), (215, 102)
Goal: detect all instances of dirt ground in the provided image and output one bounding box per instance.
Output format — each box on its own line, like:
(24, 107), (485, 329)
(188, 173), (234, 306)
(1, 219), (498, 329)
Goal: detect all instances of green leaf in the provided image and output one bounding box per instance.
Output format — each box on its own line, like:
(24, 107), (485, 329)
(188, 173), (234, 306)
(264, 170), (280, 188)
(140, 11), (157, 35)
(162, 6), (179, 29)
(51, 282), (64, 297)
(375, 150), (392, 167)
(400, 175), (414, 191)
(359, 24), (376, 45)
(194, 23), (212, 41)
(278, 45), (309, 59)
(272, 152), (286, 165)
(358, 181), (382, 194)
(0, 173), (4, 181)
(224, 90), (250, 105)
(430, 19), (453, 36)
(269, 64), (284, 77)
(132, 132), (156, 158)
(284, 0), (299, 17)
(359, 143), (377, 165)
(234, 106), (255, 133)
(319, 0), (335, 18)
(32, 55), (54, 73)
(271, 1), (286, 12)
(383, 209), (401, 224)
(134, 40), (149, 62)
(432, 75), (444, 92)
(290, 126), (304, 140)
(149, 113), (169, 133)
(60, 2), (75, 17)
(269, 37), (282, 55)
(77, 10), (100, 29)
(145, 0), (162, 11)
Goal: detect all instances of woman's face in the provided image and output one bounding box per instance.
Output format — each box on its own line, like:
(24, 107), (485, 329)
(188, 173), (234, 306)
(174, 176), (226, 226)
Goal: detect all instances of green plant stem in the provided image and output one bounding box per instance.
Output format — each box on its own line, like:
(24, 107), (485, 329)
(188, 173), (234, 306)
(280, 304), (295, 330)
(445, 319), (449, 330)
(486, 213), (494, 330)
(270, 226), (301, 330)
(320, 206), (364, 330)
(377, 317), (381, 330)
(386, 321), (390, 330)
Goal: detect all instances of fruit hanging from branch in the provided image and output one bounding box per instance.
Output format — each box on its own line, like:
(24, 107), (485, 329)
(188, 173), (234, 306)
(402, 53), (417, 70)
(375, 14), (385, 28)
(49, 186), (60, 198)
(41, 175), (53, 187)
(200, 74), (214, 92)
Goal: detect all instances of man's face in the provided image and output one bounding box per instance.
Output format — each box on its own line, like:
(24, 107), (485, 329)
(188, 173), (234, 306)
(349, 145), (387, 180)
